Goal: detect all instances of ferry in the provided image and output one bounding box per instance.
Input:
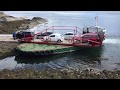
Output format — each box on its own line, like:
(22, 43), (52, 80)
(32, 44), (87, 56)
(16, 17), (106, 56)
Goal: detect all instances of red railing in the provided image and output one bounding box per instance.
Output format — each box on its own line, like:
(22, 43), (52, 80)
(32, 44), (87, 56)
(19, 26), (103, 47)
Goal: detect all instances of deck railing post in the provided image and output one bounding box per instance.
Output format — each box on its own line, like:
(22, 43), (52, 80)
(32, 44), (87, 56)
(76, 27), (77, 34)
(73, 29), (75, 44)
(52, 26), (54, 33)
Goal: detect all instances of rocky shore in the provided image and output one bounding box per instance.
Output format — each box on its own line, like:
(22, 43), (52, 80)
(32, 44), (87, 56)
(0, 12), (48, 34)
(0, 68), (120, 79)
(0, 41), (18, 58)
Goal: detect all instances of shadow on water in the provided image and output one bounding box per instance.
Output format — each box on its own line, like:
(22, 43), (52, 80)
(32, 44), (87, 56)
(15, 46), (104, 65)
(67, 47), (103, 64)
(15, 54), (66, 64)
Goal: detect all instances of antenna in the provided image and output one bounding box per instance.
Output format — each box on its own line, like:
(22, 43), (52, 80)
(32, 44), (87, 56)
(95, 16), (98, 26)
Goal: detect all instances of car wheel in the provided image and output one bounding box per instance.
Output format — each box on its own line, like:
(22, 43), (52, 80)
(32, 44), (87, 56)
(57, 39), (62, 43)
(37, 36), (39, 39)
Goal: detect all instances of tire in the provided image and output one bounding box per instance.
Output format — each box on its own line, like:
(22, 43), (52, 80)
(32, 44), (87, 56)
(57, 39), (61, 43)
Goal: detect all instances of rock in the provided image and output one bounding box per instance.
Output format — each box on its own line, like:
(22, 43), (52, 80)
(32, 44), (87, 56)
(32, 17), (43, 20)
(0, 12), (7, 17)
(28, 17), (48, 29)
(0, 17), (7, 21)
(86, 68), (90, 72)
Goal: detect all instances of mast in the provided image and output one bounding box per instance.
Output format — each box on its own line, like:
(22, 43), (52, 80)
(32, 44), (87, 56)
(95, 16), (98, 26)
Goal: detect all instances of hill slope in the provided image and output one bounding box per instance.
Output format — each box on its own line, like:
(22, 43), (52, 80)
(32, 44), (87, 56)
(0, 12), (48, 34)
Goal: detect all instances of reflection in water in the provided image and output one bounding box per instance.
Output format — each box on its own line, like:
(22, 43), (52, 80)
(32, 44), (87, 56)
(0, 56), (23, 70)
(15, 47), (103, 70)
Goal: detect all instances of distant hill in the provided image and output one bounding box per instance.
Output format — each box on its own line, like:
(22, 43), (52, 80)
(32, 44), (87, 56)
(0, 12), (48, 34)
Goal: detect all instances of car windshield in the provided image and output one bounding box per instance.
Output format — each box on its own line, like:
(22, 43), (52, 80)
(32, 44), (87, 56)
(65, 32), (74, 35)
(40, 32), (52, 36)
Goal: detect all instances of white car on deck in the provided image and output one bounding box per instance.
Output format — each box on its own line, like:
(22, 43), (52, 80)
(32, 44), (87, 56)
(43, 33), (64, 42)
(64, 32), (78, 40)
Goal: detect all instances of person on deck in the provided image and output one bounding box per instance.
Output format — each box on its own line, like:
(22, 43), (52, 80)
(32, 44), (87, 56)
(13, 32), (16, 40)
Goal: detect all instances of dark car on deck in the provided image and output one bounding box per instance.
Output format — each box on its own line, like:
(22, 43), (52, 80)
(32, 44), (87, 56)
(16, 31), (34, 39)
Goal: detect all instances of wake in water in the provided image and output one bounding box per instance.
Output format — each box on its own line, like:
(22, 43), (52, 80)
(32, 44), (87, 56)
(103, 38), (120, 44)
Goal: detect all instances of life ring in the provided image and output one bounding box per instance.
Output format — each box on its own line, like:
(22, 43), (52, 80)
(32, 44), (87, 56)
(40, 37), (44, 42)
(68, 38), (73, 43)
